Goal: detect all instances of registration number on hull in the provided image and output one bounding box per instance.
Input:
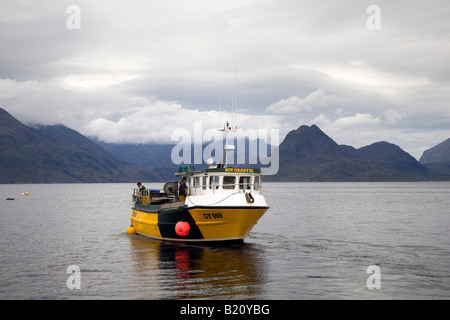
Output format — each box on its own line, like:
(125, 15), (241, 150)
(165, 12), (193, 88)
(203, 212), (223, 220)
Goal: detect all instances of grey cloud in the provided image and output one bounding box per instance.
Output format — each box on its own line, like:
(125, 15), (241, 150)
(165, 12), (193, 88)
(0, 0), (449, 158)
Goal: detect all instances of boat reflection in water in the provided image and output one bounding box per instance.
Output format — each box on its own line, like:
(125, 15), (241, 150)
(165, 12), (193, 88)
(127, 236), (267, 299)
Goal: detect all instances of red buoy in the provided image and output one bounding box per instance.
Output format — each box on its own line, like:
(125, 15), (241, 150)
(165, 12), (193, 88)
(175, 221), (190, 237)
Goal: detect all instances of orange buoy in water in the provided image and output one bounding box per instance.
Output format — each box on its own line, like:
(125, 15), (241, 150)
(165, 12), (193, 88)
(175, 221), (190, 237)
(126, 226), (136, 235)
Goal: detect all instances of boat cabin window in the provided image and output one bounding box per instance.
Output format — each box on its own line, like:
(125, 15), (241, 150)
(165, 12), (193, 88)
(184, 173), (261, 193)
(239, 176), (251, 190)
(223, 176), (236, 189)
(209, 175), (219, 189)
(202, 176), (207, 190)
(254, 176), (260, 191)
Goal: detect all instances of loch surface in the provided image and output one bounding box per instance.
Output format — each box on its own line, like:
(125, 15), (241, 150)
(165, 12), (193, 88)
(0, 182), (449, 299)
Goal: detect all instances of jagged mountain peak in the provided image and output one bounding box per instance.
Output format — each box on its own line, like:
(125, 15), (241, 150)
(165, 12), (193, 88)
(420, 137), (450, 164)
(271, 124), (430, 181)
(280, 124), (352, 163)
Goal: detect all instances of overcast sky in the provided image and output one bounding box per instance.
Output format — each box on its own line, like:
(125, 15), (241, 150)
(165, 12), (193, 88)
(1, 0), (449, 159)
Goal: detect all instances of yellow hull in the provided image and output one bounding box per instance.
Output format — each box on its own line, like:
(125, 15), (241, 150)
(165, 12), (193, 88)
(188, 207), (267, 240)
(130, 205), (268, 243)
(131, 209), (161, 239)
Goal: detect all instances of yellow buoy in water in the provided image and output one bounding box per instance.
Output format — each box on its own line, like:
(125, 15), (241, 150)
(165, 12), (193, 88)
(126, 226), (136, 235)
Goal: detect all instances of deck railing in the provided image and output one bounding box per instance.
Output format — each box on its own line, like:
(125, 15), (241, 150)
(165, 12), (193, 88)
(132, 188), (151, 205)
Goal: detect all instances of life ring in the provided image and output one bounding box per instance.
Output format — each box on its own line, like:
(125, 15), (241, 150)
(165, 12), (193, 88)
(245, 192), (254, 203)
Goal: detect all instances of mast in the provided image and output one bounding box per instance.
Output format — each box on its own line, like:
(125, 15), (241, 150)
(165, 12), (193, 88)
(218, 62), (238, 167)
(219, 121), (235, 168)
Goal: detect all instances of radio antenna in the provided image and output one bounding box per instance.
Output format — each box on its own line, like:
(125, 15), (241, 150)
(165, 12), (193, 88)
(219, 89), (222, 128)
(232, 60), (238, 130)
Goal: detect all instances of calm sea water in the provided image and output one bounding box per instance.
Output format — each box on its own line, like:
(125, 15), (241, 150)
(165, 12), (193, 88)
(0, 182), (449, 300)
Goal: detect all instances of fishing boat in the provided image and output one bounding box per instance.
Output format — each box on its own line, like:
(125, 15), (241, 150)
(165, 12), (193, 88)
(127, 122), (269, 244)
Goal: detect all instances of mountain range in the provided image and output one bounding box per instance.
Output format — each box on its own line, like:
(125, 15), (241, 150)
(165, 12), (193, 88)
(0, 108), (172, 183)
(1, 107), (449, 183)
(266, 124), (446, 181)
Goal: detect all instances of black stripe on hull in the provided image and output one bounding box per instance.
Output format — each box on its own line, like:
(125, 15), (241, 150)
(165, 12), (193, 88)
(157, 206), (204, 240)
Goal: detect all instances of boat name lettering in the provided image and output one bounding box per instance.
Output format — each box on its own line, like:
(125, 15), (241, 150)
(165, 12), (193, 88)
(224, 168), (254, 173)
(203, 213), (223, 219)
